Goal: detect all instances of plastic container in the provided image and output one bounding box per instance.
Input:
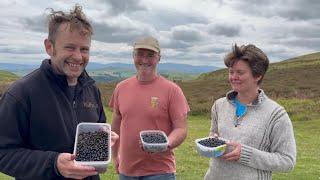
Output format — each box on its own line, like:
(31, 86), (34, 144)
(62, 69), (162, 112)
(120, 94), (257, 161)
(195, 137), (227, 158)
(140, 130), (169, 152)
(73, 122), (111, 173)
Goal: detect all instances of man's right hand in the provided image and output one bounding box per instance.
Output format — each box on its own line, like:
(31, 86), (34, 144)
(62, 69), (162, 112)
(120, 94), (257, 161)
(57, 153), (98, 179)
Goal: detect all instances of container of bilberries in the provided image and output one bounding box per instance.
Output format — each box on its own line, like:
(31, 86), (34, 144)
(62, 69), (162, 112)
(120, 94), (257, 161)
(195, 137), (227, 158)
(140, 130), (169, 152)
(73, 122), (111, 173)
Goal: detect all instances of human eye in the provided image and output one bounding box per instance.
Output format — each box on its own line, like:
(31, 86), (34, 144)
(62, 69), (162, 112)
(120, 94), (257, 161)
(238, 70), (245, 75)
(81, 47), (90, 53)
(147, 53), (155, 58)
(136, 52), (144, 57)
(65, 46), (75, 51)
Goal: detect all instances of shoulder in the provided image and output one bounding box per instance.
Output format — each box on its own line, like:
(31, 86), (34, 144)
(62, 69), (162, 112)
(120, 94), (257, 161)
(211, 97), (228, 111)
(6, 69), (42, 97)
(158, 76), (183, 91)
(260, 92), (286, 113)
(115, 76), (136, 88)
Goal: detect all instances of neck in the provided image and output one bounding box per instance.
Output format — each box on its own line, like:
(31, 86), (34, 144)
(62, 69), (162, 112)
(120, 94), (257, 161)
(236, 88), (259, 104)
(137, 73), (158, 82)
(67, 78), (78, 86)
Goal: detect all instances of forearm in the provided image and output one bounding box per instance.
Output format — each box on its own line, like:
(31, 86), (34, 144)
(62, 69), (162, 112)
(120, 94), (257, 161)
(239, 144), (296, 172)
(111, 111), (121, 160)
(0, 148), (59, 179)
(167, 127), (187, 149)
(239, 114), (296, 172)
(0, 94), (60, 179)
(209, 103), (219, 136)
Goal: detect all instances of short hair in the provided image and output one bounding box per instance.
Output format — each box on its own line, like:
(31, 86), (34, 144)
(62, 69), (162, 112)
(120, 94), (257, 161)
(47, 5), (93, 44)
(224, 44), (269, 85)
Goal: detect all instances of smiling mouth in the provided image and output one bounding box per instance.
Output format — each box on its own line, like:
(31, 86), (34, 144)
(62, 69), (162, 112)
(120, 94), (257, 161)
(66, 62), (83, 67)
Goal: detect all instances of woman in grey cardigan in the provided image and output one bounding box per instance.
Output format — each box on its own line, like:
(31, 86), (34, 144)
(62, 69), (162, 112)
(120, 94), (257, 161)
(204, 44), (296, 180)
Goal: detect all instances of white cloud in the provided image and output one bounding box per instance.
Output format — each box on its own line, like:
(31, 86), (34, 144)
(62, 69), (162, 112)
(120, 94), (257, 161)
(0, 0), (319, 67)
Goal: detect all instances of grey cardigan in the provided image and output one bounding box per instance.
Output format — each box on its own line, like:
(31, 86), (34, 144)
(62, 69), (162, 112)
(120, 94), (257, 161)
(204, 90), (296, 180)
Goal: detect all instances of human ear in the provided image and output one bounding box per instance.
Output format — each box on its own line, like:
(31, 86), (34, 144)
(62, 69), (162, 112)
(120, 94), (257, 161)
(44, 39), (54, 56)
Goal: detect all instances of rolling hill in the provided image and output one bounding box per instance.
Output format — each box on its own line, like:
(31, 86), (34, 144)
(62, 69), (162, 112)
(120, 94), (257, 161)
(0, 52), (319, 116)
(89, 63), (219, 82)
(0, 70), (19, 83)
(0, 70), (19, 96)
(98, 52), (320, 115)
(177, 52), (320, 115)
(0, 62), (219, 82)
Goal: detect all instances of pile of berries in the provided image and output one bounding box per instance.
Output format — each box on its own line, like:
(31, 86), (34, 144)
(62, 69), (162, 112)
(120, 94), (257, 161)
(198, 137), (225, 147)
(75, 131), (109, 161)
(141, 133), (167, 143)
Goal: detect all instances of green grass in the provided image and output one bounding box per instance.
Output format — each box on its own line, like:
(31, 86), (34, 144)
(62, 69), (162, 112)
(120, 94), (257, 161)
(0, 70), (18, 82)
(1, 52), (319, 179)
(2, 100), (319, 180)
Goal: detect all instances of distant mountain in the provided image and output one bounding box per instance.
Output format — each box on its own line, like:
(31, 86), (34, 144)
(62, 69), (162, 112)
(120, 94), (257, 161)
(89, 63), (219, 82)
(88, 62), (218, 74)
(0, 63), (37, 71)
(158, 63), (218, 74)
(0, 62), (219, 82)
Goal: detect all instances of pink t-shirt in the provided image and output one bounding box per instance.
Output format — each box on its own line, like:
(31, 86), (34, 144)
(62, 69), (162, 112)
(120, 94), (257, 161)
(109, 75), (189, 176)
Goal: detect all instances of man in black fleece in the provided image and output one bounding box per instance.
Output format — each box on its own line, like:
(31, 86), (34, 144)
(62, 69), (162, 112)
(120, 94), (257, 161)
(0, 5), (117, 180)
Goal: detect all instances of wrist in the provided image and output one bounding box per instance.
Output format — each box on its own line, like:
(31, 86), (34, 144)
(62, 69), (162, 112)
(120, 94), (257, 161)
(54, 154), (62, 177)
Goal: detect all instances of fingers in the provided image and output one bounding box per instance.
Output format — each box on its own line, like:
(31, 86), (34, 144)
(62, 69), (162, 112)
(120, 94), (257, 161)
(222, 141), (241, 161)
(57, 153), (98, 179)
(70, 154), (76, 161)
(111, 131), (119, 147)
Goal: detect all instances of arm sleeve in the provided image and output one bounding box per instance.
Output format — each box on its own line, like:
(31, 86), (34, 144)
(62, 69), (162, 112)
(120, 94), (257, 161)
(239, 109), (297, 172)
(168, 85), (189, 122)
(97, 88), (106, 123)
(0, 92), (60, 179)
(210, 102), (219, 136)
(109, 85), (119, 110)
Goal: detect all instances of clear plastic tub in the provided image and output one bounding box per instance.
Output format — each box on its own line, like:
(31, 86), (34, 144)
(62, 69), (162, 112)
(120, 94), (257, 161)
(73, 122), (111, 173)
(140, 130), (169, 152)
(195, 137), (227, 158)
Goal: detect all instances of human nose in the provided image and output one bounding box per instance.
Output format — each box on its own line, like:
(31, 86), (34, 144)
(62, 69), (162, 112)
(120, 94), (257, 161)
(72, 48), (82, 60)
(141, 55), (150, 63)
(229, 72), (238, 80)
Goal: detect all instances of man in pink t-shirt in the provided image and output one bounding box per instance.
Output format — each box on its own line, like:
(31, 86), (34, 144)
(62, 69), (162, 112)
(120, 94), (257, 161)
(109, 36), (189, 180)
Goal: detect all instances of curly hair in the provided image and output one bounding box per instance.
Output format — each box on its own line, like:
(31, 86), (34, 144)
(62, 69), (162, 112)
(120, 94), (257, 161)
(224, 44), (269, 85)
(47, 5), (93, 44)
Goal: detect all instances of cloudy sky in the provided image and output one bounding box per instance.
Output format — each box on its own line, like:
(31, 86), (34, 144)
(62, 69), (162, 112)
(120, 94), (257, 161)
(0, 0), (319, 67)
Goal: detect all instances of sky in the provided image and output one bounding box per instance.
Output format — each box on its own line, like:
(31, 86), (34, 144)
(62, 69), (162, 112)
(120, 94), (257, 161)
(0, 0), (319, 67)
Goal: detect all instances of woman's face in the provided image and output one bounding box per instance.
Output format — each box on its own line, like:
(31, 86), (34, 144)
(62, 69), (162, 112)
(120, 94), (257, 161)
(228, 60), (261, 94)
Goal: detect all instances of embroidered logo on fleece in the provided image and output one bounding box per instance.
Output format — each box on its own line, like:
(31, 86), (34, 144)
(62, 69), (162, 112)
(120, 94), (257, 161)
(83, 102), (99, 109)
(151, 96), (159, 108)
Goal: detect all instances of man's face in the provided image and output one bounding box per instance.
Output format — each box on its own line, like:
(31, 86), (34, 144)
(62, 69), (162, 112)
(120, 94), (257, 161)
(45, 23), (91, 85)
(133, 48), (160, 81)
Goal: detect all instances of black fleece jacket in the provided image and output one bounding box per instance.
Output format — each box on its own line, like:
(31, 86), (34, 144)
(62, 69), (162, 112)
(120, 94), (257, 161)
(0, 59), (106, 180)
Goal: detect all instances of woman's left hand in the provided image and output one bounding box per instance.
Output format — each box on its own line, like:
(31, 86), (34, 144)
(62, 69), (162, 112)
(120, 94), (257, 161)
(221, 140), (241, 161)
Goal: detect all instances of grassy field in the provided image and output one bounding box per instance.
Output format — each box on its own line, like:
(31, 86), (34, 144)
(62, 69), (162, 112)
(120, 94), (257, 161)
(0, 53), (319, 179)
(1, 98), (319, 180)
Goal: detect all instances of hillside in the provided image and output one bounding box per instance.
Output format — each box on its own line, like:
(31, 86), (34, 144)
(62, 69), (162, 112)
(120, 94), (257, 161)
(177, 52), (320, 115)
(98, 52), (320, 115)
(0, 70), (19, 96)
(91, 63), (219, 82)
(0, 52), (319, 116)
(0, 70), (19, 82)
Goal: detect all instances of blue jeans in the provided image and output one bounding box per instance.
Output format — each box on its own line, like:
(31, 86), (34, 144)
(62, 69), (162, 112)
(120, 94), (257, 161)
(119, 173), (176, 180)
